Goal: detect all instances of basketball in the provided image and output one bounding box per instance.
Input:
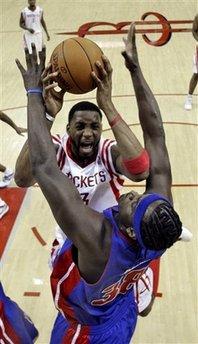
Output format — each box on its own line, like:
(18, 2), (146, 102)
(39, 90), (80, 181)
(50, 37), (104, 94)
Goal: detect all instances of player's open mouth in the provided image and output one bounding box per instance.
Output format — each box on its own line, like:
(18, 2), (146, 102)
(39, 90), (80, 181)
(80, 142), (94, 154)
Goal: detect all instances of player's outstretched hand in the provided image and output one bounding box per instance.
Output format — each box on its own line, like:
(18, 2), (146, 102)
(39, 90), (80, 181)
(15, 43), (46, 91)
(121, 23), (139, 72)
(41, 63), (66, 118)
(91, 55), (113, 111)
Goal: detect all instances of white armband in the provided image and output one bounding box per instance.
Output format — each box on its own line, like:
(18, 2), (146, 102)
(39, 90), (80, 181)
(45, 113), (55, 122)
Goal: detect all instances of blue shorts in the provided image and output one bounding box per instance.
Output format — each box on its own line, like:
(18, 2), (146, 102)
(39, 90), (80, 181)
(50, 302), (137, 344)
(0, 282), (38, 343)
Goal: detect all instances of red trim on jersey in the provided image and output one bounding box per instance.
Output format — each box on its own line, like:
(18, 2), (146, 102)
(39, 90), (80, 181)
(52, 134), (61, 144)
(59, 148), (66, 170)
(101, 140), (113, 171)
(51, 249), (81, 322)
(56, 148), (62, 168)
(109, 179), (120, 200)
(101, 140), (119, 199)
(101, 140), (124, 200)
(53, 135), (65, 169)
(0, 301), (20, 343)
(105, 141), (124, 184)
(107, 142), (123, 179)
(106, 142), (119, 177)
(101, 139), (124, 182)
(106, 142), (124, 200)
(62, 323), (90, 344)
(100, 139), (108, 167)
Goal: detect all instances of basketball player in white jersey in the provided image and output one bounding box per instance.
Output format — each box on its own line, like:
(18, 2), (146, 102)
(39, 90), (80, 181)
(14, 51), (159, 316)
(184, 13), (198, 110)
(19, 0), (50, 54)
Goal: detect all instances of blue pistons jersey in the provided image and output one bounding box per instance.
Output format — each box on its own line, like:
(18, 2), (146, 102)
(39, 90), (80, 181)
(50, 206), (164, 343)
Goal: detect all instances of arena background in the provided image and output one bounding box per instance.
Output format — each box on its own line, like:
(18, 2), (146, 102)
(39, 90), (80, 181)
(0, 1), (197, 343)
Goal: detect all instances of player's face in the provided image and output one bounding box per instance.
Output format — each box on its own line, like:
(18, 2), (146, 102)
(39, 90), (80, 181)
(118, 191), (142, 229)
(67, 111), (102, 159)
(28, 0), (36, 7)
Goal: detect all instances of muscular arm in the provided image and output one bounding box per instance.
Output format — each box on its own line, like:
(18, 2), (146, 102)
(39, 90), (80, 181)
(131, 68), (172, 200)
(102, 101), (149, 182)
(192, 14), (198, 41)
(15, 140), (36, 186)
(123, 24), (172, 201)
(15, 65), (66, 187)
(14, 119), (53, 187)
(93, 56), (149, 182)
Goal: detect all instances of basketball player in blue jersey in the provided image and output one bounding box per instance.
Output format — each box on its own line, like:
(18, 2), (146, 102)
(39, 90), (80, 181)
(0, 282), (38, 343)
(15, 23), (153, 316)
(16, 23), (184, 343)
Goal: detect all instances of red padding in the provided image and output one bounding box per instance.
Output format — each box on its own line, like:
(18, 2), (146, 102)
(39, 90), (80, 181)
(122, 149), (150, 175)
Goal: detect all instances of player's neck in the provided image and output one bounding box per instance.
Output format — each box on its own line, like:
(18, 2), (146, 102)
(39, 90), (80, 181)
(114, 211), (139, 249)
(28, 5), (36, 11)
(72, 151), (97, 168)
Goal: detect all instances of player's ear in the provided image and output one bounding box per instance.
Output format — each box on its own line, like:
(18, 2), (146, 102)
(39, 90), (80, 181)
(66, 124), (70, 134)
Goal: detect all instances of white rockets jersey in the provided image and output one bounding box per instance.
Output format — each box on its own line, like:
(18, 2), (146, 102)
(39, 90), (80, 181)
(22, 6), (43, 33)
(53, 133), (125, 212)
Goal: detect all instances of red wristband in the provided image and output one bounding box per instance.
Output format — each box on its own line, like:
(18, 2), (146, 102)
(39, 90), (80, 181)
(122, 149), (150, 175)
(108, 114), (121, 128)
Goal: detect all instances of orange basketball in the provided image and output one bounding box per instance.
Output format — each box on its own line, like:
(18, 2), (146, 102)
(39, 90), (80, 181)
(50, 37), (104, 94)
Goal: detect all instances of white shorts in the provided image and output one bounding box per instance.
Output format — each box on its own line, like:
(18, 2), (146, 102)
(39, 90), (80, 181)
(192, 47), (198, 74)
(23, 31), (44, 53)
(133, 267), (153, 313)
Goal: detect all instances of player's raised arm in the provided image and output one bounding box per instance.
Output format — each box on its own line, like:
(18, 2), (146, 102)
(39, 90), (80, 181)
(122, 23), (172, 201)
(16, 45), (104, 251)
(92, 55), (149, 182)
(14, 64), (65, 187)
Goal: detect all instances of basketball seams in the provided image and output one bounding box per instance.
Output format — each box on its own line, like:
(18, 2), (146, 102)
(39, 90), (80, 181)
(72, 38), (97, 90)
(61, 41), (84, 93)
(51, 37), (103, 94)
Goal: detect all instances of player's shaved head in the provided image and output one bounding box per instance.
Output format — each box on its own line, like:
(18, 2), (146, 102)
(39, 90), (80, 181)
(68, 101), (102, 123)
